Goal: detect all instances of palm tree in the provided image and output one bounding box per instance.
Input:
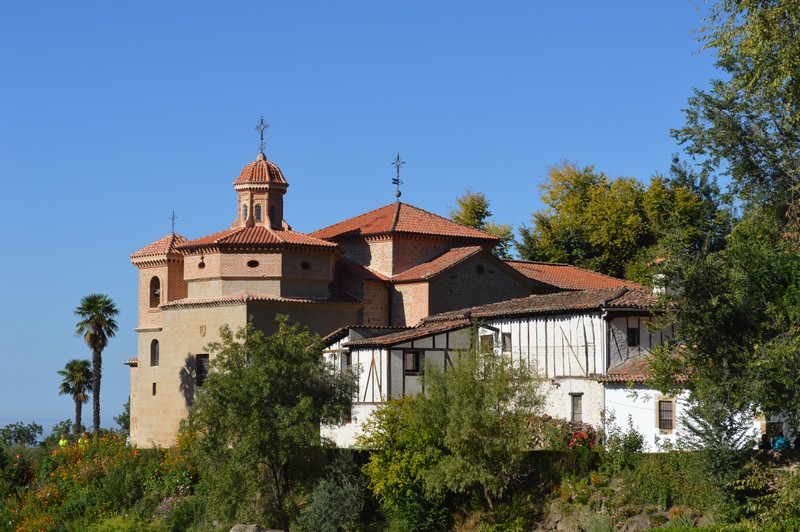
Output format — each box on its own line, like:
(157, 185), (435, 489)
(57, 359), (93, 436)
(75, 294), (119, 433)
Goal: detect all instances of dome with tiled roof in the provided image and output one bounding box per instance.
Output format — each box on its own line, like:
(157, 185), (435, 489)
(233, 152), (287, 188)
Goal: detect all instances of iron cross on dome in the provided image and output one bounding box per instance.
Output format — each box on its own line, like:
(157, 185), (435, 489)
(391, 152), (405, 200)
(254, 115), (270, 154)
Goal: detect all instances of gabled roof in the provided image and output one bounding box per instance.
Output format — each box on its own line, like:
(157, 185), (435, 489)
(345, 318), (471, 347)
(391, 246), (483, 282)
(177, 226), (337, 251)
(334, 256), (389, 282)
(422, 287), (656, 323)
(131, 233), (188, 260)
(309, 202), (499, 242)
(322, 324), (410, 347)
(505, 260), (641, 291)
(345, 288), (659, 348)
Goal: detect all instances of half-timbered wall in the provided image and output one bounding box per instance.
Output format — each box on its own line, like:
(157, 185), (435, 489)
(607, 314), (674, 369)
(480, 313), (606, 378)
(322, 311), (675, 448)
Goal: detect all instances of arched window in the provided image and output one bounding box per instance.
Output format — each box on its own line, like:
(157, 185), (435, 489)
(255, 204), (262, 221)
(149, 277), (161, 308)
(150, 339), (160, 367)
(242, 204), (249, 221)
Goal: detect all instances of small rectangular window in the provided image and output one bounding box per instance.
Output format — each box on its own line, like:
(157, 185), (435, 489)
(627, 327), (640, 347)
(404, 351), (421, 375)
(658, 400), (674, 430)
(341, 352), (352, 373)
(152, 382), (157, 396)
(480, 333), (495, 353)
(570, 393), (583, 423)
(196, 354), (209, 387)
(502, 332), (512, 353)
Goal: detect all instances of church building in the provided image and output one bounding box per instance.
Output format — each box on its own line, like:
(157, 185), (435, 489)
(128, 147), (552, 446)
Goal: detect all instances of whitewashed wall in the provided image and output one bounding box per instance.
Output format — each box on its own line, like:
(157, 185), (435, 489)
(323, 312), (676, 448)
(603, 384), (687, 450)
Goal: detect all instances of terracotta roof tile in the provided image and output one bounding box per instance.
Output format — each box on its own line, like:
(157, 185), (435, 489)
(422, 288), (654, 323)
(309, 202), (499, 242)
(335, 257), (389, 281)
(124, 357), (139, 367)
(131, 233), (189, 260)
(596, 356), (652, 383)
(347, 288), (658, 348)
(392, 247), (483, 282)
(161, 290), (360, 310)
(178, 226), (337, 250)
(345, 318), (471, 347)
(506, 260), (641, 291)
(322, 324), (410, 346)
(233, 153), (287, 187)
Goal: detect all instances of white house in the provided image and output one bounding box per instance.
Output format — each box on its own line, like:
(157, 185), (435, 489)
(322, 287), (681, 448)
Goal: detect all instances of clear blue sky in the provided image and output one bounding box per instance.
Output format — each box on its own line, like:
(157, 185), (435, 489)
(0, 1), (718, 433)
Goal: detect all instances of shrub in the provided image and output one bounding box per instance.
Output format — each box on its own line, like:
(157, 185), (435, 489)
(297, 451), (371, 531)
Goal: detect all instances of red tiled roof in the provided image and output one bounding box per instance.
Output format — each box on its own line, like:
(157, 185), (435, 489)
(392, 247), (483, 282)
(346, 288), (658, 348)
(160, 290), (360, 310)
(178, 226), (337, 251)
(322, 324), (410, 346)
(345, 318), (471, 347)
(131, 233), (189, 260)
(233, 153), (287, 187)
(422, 287), (655, 323)
(506, 260), (641, 291)
(596, 356), (652, 383)
(309, 202), (499, 242)
(335, 256), (389, 281)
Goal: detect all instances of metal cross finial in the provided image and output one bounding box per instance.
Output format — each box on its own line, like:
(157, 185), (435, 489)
(254, 115), (270, 154)
(391, 153), (405, 200)
(170, 211), (178, 233)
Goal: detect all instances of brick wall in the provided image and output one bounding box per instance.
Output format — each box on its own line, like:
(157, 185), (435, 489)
(391, 283), (429, 326)
(362, 281), (390, 325)
(428, 255), (530, 315)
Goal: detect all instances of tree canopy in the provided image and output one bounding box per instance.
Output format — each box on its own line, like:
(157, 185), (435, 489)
(74, 294), (118, 433)
(516, 161), (728, 281)
(650, 0), (800, 424)
(57, 359), (92, 436)
(450, 188), (515, 259)
(359, 332), (543, 528)
(189, 316), (357, 531)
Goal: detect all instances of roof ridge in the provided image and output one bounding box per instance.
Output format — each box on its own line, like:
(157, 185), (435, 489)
(391, 202), (402, 232)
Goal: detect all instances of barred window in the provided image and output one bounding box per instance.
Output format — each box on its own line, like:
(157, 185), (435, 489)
(658, 400), (674, 430)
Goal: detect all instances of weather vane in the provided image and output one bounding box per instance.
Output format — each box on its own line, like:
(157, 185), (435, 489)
(391, 153), (405, 200)
(254, 115), (269, 154)
(170, 211), (178, 233)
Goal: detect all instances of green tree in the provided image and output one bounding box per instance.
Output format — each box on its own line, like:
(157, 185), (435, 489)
(75, 294), (119, 434)
(674, 0), (800, 212)
(57, 359), (92, 436)
(114, 397), (130, 433)
(189, 316), (357, 531)
(518, 161), (728, 280)
(450, 188), (515, 259)
(651, 0), (800, 425)
(359, 332), (543, 527)
(0, 422), (43, 447)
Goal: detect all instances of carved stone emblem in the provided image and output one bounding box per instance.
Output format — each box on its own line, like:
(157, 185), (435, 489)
(199, 325), (206, 337)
